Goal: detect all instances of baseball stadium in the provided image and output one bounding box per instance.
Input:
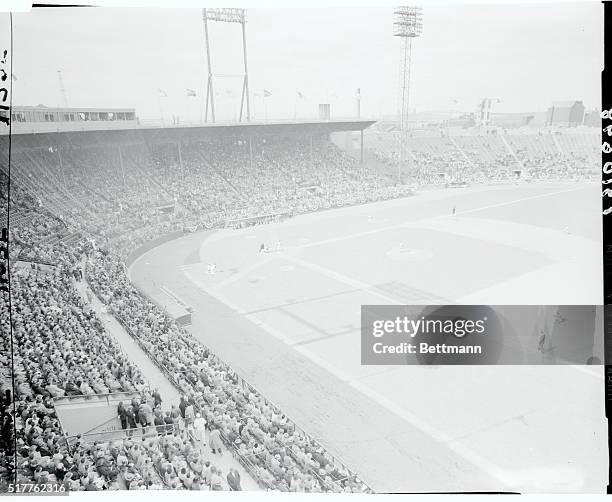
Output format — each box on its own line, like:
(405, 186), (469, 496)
(0, 4), (605, 496)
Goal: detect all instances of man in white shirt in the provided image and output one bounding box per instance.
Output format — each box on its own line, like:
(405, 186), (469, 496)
(193, 413), (206, 447)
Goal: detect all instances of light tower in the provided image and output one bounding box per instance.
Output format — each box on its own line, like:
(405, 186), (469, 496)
(202, 8), (251, 123)
(57, 70), (69, 108)
(393, 6), (423, 183)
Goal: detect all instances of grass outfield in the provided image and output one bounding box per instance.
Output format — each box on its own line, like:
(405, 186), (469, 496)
(130, 181), (605, 493)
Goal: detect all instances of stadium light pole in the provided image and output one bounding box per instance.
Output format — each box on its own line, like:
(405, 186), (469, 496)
(393, 6), (423, 184)
(57, 70), (69, 108)
(202, 10), (215, 123)
(202, 8), (251, 123)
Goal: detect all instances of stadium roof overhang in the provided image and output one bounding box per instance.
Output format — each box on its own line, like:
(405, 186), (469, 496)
(1, 119), (376, 150)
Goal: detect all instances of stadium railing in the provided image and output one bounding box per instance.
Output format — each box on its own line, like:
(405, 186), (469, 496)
(64, 423), (175, 449)
(53, 391), (141, 408)
(226, 211), (291, 229)
(84, 280), (373, 493)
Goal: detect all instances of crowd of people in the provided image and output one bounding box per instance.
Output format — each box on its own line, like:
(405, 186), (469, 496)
(9, 134), (416, 257)
(0, 126), (600, 492)
(1, 207), (371, 492)
(0, 240), (372, 491)
(142, 136), (411, 228)
(0, 246), (156, 490)
(10, 130), (597, 259)
(0, 245), (365, 492)
(368, 129), (599, 185)
(85, 250), (368, 493)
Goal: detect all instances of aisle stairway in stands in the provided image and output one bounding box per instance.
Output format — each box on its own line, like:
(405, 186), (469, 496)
(448, 135), (475, 170)
(75, 265), (261, 491)
(500, 133), (524, 171)
(198, 151), (243, 197)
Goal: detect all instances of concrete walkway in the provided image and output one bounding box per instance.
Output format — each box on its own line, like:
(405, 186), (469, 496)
(72, 276), (260, 491)
(73, 278), (181, 410)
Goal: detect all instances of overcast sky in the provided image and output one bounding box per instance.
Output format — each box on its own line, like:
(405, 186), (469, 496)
(8, 2), (603, 123)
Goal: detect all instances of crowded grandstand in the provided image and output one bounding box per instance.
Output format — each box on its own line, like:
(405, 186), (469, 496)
(0, 112), (600, 492)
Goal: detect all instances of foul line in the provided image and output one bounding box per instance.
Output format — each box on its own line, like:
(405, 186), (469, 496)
(295, 186), (587, 251)
(167, 184), (597, 490)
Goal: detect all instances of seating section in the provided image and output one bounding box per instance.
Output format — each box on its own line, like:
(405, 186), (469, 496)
(6, 135), (407, 257)
(0, 126), (599, 492)
(366, 129), (599, 184)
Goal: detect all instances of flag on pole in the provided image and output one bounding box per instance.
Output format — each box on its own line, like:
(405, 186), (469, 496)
(158, 88), (168, 98)
(263, 89), (272, 98)
(186, 88), (196, 97)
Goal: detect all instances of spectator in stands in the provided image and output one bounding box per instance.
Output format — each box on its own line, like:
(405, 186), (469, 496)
(152, 388), (162, 408)
(209, 426), (223, 455)
(227, 467), (242, 491)
(210, 467), (224, 491)
(125, 406), (138, 435)
(193, 413), (206, 447)
(118, 402), (128, 430)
